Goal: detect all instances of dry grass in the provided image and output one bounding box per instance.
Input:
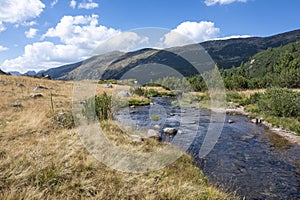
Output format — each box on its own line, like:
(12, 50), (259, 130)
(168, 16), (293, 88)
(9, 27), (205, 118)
(0, 75), (236, 199)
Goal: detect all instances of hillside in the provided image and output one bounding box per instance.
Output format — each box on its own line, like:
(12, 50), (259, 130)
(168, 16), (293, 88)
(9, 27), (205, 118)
(223, 40), (300, 89)
(0, 69), (7, 75)
(40, 29), (300, 80)
(0, 74), (235, 199)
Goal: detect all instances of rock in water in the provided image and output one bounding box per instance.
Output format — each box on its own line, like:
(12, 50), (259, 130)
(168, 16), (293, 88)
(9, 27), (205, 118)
(147, 129), (161, 140)
(163, 127), (177, 135)
(228, 119), (234, 124)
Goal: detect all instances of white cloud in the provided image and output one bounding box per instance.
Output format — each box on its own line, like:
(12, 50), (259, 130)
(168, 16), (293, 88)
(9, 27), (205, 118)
(78, 0), (99, 9)
(161, 21), (220, 47)
(43, 15), (121, 49)
(0, 0), (45, 25)
(0, 45), (9, 52)
(1, 15), (131, 73)
(51, 0), (59, 7)
(25, 28), (38, 38)
(70, 0), (77, 8)
(22, 21), (38, 26)
(215, 35), (251, 40)
(204, 0), (248, 6)
(0, 42), (87, 73)
(94, 32), (149, 55)
(0, 22), (6, 32)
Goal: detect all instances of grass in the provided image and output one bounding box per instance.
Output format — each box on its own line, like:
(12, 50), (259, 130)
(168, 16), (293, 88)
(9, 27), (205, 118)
(0, 75), (235, 199)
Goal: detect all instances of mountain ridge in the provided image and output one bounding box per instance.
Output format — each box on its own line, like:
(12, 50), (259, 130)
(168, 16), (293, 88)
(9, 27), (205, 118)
(36, 29), (300, 80)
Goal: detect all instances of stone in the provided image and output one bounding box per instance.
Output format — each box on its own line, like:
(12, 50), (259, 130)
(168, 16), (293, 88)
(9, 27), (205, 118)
(154, 124), (160, 130)
(17, 83), (25, 87)
(130, 134), (143, 142)
(31, 93), (43, 98)
(104, 84), (113, 88)
(251, 118), (263, 124)
(177, 130), (183, 134)
(228, 119), (234, 124)
(11, 102), (22, 107)
(130, 105), (135, 109)
(147, 129), (161, 140)
(163, 127), (177, 135)
(33, 86), (39, 91)
(117, 91), (131, 97)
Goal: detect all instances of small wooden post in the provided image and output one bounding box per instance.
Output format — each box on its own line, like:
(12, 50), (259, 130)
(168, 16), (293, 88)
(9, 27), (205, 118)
(50, 93), (54, 112)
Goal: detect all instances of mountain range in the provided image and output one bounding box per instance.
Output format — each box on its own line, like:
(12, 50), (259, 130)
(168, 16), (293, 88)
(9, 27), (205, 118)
(4, 29), (300, 80)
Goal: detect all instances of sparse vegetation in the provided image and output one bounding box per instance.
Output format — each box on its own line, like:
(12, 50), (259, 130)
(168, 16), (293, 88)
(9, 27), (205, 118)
(0, 75), (234, 199)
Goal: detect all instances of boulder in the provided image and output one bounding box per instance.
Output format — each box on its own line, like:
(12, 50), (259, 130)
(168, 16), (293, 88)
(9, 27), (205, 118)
(154, 124), (160, 130)
(251, 118), (263, 124)
(228, 119), (234, 124)
(147, 129), (161, 140)
(130, 134), (143, 142)
(117, 91), (131, 98)
(163, 127), (177, 135)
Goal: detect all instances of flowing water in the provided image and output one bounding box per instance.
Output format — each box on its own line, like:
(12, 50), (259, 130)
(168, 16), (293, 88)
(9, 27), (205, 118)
(115, 97), (300, 199)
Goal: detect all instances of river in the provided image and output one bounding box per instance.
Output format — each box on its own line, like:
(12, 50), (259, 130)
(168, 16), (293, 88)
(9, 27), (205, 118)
(115, 97), (300, 199)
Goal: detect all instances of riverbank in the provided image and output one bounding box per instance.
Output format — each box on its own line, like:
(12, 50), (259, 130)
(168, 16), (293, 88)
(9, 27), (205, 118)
(226, 105), (300, 146)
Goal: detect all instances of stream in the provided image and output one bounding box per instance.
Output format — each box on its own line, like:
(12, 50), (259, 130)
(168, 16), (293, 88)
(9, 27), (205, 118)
(115, 97), (300, 199)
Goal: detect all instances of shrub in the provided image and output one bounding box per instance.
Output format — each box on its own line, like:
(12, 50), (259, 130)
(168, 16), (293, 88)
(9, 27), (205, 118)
(53, 112), (75, 129)
(82, 92), (112, 121)
(245, 92), (262, 105)
(258, 87), (300, 117)
(130, 87), (147, 97)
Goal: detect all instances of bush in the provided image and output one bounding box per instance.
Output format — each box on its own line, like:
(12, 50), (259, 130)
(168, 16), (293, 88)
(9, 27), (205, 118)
(130, 87), (147, 97)
(245, 92), (262, 105)
(258, 87), (300, 117)
(82, 92), (112, 121)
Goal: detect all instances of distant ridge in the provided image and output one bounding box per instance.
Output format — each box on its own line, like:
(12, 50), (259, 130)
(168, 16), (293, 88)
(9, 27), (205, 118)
(39, 29), (300, 80)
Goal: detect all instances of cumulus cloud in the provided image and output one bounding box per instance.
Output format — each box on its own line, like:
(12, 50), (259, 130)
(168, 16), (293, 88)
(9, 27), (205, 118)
(70, 0), (77, 8)
(43, 15), (121, 49)
(204, 0), (248, 6)
(0, 42), (87, 73)
(161, 21), (220, 47)
(1, 15), (148, 73)
(78, 0), (99, 9)
(0, 0), (45, 25)
(25, 28), (38, 38)
(94, 32), (149, 55)
(0, 45), (9, 52)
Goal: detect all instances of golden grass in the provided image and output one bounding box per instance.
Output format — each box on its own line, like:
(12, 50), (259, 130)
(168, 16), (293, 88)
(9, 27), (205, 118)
(0, 75), (236, 199)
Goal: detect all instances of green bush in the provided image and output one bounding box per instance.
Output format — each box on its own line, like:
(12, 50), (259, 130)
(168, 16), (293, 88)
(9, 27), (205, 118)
(83, 92), (112, 121)
(258, 87), (300, 117)
(245, 92), (262, 105)
(130, 87), (147, 97)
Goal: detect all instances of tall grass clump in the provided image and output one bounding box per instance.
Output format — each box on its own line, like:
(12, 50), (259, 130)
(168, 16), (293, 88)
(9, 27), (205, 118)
(83, 92), (112, 121)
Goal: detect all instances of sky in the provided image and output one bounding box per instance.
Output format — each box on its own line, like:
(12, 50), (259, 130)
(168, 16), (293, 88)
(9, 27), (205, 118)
(0, 0), (300, 73)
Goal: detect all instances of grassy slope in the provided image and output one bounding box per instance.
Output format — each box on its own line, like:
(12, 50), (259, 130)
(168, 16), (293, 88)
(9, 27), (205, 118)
(0, 75), (235, 199)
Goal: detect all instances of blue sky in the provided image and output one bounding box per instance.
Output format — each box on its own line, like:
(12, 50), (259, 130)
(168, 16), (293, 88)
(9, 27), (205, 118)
(0, 0), (300, 73)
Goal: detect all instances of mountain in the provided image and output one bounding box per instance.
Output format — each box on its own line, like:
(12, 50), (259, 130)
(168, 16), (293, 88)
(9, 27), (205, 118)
(223, 40), (300, 89)
(8, 71), (22, 76)
(0, 69), (6, 75)
(24, 70), (37, 76)
(41, 29), (300, 80)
